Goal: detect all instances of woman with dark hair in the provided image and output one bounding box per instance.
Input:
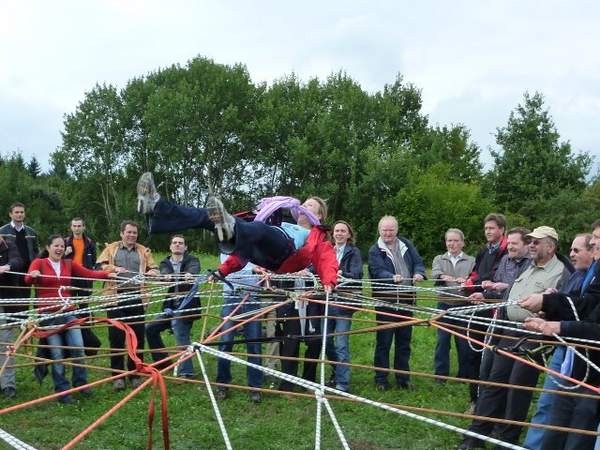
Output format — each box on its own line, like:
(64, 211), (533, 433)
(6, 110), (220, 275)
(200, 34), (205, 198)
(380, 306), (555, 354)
(25, 234), (117, 404)
(325, 220), (363, 392)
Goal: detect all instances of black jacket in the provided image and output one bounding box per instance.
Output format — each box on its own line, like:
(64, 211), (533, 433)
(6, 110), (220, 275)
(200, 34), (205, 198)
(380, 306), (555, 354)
(0, 237), (24, 312)
(64, 233), (97, 289)
(543, 263), (600, 385)
(159, 253), (201, 311)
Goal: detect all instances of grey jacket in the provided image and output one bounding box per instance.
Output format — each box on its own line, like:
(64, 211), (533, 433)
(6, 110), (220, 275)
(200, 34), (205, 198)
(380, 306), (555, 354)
(431, 252), (476, 304)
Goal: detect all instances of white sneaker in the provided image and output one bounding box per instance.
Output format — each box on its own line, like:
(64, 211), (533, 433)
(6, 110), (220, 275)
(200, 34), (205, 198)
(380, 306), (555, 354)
(136, 172), (160, 214)
(207, 196), (235, 242)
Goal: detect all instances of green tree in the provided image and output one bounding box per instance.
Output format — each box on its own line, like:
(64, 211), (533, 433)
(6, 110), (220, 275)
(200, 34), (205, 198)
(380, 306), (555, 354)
(27, 156), (42, 178)
(392, 164), (492, 260)
(53, 83), (128, 234)
(488, 92), (591, 212)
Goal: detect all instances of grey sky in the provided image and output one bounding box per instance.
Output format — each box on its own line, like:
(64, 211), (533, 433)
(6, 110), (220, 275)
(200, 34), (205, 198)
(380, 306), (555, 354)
(2, 1), (600, 170)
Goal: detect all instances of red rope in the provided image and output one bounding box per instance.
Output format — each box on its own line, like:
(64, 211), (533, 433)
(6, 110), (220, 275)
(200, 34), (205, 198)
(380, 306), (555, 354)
(33, 316), (170, 450)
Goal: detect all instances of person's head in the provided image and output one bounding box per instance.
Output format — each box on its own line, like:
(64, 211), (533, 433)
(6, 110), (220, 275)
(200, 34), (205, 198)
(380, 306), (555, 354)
(120, 221), (139, 247)
(483, 213), (506, 244)
(378, 215), (398, 246)
(170, 234), (187, 256)
(526, 226), (559, 265)
(444, 228), (465, 256)
(70, 218), (86, 237)
(333, 220), (355, 246)
(506, 227), (531, 259)
(8, 202), (26, 225)
(570, 234), (594, 271)
(591, 219), (600, 261)
(297, 196), (327, 228)
(42, 234), (65, 261)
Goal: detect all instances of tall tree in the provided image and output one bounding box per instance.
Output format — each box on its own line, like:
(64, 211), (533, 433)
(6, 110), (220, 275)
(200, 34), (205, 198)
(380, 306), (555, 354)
(488, 92), (591, 212)
(27, 156), (42, 178)
(55, 83), (127, 231)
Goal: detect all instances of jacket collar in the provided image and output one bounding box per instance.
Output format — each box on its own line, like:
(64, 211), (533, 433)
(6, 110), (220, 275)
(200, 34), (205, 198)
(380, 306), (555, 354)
(377, 237), (407, 260)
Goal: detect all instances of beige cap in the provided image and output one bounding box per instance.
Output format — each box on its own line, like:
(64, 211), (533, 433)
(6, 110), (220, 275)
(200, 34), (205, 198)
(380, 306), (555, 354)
(527, 226), (559, 241)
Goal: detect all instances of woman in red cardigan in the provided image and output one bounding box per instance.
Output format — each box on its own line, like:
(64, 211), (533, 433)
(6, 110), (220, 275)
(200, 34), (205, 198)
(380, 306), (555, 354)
(25, 234), (118, 404)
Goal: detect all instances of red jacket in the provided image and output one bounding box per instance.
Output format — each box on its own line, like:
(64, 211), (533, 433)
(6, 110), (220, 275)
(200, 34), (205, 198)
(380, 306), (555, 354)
(219, 226), (339, 287)
(25, 258), (110, 312)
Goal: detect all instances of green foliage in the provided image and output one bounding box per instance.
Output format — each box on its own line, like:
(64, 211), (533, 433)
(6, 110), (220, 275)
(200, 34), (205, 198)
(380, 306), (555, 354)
(5, 59), (594, 260)
(488, 92), (591, 212)
(392, 164), (493, 260)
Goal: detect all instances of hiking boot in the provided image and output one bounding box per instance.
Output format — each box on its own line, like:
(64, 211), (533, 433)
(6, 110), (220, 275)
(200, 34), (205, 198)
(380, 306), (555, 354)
(216, 386), (228, 400)
(2, 387), (16, 399)
(130, 377), (144, 389)
(249, 391), (262, 403)
(113, 379), (126, 391)
(207, 196), (235, 243)
(136, 172), (160, 214)
(58, 394), (76, 405)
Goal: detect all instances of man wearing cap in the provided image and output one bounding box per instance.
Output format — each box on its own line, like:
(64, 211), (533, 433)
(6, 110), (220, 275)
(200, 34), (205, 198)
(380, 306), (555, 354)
(458, 226), (572, 450)
(519, 221), (600, 450)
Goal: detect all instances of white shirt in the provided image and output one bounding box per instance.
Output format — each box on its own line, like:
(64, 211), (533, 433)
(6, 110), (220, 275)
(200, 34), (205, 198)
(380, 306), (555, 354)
(48, 259), (61, 277)
(447, 252), (464, 268)
(10, 221), (24, 232)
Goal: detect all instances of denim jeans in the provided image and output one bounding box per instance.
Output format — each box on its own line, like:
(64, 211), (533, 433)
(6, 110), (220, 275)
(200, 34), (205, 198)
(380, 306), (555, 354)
(146, 314), (195, 376)
(216, 293), (263, 388)
(150, 199), (294, 271)
(523, 346), (566, 450)
(541, 386), (599, 450)
(325, 306), (353, 391)
(373, 307), (413, 385)
(150, 199), (215, 234)
(44, 314), (87, 393)
(434, 302), (472, 378)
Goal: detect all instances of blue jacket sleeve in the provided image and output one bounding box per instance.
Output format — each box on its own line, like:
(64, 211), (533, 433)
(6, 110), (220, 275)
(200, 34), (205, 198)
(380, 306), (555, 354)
(368, 245), (395, 279)
(342, 246), (363, 279)
(404, 238), (426, 278)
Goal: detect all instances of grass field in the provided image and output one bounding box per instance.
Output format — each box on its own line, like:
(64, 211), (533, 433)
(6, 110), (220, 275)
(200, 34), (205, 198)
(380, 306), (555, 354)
(0, 253), (515, 450)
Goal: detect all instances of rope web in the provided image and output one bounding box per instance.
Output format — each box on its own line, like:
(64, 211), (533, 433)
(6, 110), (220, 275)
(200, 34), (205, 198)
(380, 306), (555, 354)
(1, 270), (599, 449)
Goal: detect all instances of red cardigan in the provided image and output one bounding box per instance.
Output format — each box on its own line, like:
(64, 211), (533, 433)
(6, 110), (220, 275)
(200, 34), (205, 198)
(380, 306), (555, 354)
(219, 226), (339, 287)
(25, 258), (110, 312)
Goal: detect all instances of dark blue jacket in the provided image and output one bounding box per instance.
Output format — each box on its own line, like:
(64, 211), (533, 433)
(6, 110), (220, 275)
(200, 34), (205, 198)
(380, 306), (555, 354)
(368, 237), (426, 305)
(338, 244), (363, 280)
(368, 237), (426, 280)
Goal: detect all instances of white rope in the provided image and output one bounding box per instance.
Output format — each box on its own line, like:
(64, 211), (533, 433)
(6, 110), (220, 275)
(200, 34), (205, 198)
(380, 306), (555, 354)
(195, 344), (526, 450)
(0, 427), (38, 450)
(195, 349), (233, 450)
(321, 396), (350, 450)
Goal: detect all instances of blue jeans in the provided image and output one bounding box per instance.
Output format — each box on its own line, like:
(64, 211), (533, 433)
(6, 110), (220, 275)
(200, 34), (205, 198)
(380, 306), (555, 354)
(374, 307), (413, 385)
(216, 293), (263, 388)
(325, 306), (353, 391)
(434, 302), (472, 378)
(45, 314), (87, 393)
(150, 199), (294, 271)
(146, 314), (195, 376)
(523, 346), (565, 450)
(541, 386), (599, 450)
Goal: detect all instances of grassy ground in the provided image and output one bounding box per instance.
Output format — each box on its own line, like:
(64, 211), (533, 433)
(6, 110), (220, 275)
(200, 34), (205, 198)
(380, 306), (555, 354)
(0, 254), (509, 450)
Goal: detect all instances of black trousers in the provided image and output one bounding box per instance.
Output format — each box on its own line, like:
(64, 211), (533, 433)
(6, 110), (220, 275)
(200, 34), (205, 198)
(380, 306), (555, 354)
(278, 310), (323, 391)
(469, 336), (543, 444)
(107, 293), (145, 378)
